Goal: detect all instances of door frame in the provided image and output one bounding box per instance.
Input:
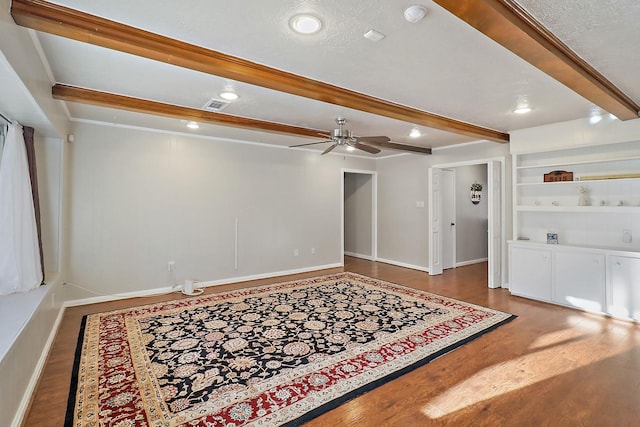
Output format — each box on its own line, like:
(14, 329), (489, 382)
(341, 168), (377, 262)
(441, 168), (456, 270)
(428, 157), (506, 287)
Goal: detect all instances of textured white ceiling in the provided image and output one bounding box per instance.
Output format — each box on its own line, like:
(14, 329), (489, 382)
(27, 0), (640, 154)
(516, 0), (640, 104)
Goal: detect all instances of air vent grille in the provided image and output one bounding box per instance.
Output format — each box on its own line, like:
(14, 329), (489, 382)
(203, 98), (231, 112)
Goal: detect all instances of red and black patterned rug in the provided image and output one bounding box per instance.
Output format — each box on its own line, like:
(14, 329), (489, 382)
(65, 272), (515, 426)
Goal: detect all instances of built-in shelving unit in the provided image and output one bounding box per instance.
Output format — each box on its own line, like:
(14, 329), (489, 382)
(510, 139), (640, 321)
(513, 140), (640, 248)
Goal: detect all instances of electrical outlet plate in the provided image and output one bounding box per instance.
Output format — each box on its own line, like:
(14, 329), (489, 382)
(623, 230), (632, 243)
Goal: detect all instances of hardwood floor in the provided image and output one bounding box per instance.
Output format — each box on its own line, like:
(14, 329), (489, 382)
(23, 257), (640, 426)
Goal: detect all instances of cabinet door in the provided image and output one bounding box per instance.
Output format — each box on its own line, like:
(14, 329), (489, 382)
(555, 251), (605, 312)
(608, 256), (640, 320)
(509, 245), (552, 301)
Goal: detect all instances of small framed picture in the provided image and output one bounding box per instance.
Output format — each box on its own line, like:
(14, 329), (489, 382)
(547, 233), (558, 244)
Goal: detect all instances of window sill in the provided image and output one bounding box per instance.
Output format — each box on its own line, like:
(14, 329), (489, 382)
(0, 273), (60, 363)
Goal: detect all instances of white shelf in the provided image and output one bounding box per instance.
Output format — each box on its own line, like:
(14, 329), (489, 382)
(516, 154), (640, 170)
(516, 177), (640, 186)
(516, 205), (640, 213)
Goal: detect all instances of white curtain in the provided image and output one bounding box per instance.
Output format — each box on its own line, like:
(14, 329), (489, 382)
(0, 122), (43, 294)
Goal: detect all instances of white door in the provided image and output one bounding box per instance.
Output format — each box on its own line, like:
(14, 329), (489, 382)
(487, 160), (502, 288)
(428, 168), (443, 275)
(442, 169), (456, 269)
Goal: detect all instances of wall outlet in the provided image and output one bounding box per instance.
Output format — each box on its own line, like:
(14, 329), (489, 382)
(294, 248), (299, 257)
(168, 261), (176, 272)
(623, 230), (632, 243)
(311, 247), (316, 254)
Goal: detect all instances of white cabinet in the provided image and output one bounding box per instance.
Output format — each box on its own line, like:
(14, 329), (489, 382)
(509, 245), (552, 301)
(509, 241), (640, 320)
(554, 251), (605, 313)
(608, 256), (640, 321)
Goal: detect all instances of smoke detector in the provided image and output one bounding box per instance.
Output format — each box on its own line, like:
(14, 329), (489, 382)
(404, 5), (427, 23)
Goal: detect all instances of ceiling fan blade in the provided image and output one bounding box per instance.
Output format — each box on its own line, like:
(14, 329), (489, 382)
(321, 143), (338, 155)
(355, 136), (391, 144)
(359, 140), (432, 155)
(353, 142), (381, 154)
(290, 140), (332, 148)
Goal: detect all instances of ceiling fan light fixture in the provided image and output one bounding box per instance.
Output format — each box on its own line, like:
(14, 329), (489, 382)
(409, 127), (422, 138)
(345, 145), (356, 152)
(404, 5), (427, 23)
(289, 14), (322, 34)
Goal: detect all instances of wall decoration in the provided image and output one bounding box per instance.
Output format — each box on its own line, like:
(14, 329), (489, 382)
(577, 186), (590, 206)
(543, 170), (573, 182)
(470, 182), (482, 204)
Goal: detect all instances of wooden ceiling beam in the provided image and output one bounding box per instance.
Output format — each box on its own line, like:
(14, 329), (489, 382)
(52, 84), (325, 138)
(12, 0), (509, 143)
(433, 0), (640, 121)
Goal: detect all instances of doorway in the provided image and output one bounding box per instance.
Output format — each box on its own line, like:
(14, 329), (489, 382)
(341, 169), (377, 261)
(428, 159), (504, 288)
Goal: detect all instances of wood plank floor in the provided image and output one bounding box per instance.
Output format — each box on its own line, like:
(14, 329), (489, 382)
(23, 257), (640, 426)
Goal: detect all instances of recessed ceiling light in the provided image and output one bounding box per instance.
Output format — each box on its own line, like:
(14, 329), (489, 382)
(409, 127), (422, 138)
(289, 14), (322, 34)
(219, 90), (239, 101)
(186, 121), (199, 129)
(513, 106), (532, 114)
(364, 29), (386, 42)
(404, 5), (427, 23)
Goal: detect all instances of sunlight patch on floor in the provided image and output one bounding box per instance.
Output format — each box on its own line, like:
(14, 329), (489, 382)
(421, 329), (634, 419)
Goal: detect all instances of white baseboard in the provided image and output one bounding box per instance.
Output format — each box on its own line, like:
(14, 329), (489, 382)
(11, 304), (65, 427)
(64, 263), (344, 307)
(455, 257), (488, 267)
(344, 251), (373, 261)
(64, 284), (180, 307)
(195, 263), (343, 289)
(375, 257), (429, 273)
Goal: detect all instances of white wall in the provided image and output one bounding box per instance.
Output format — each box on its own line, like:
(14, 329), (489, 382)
(376, 141), (510, 271)
(377, 154), (430, 268)
(344, 172), (373, 258)
(455, 164), (488, 263)
(65, 123), (375, 299)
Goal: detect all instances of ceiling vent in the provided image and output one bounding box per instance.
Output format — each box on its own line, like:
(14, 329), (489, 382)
(203, 98), (231, 112)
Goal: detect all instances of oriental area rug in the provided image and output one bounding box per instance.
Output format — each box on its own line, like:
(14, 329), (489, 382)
(66, 272), (515, 427)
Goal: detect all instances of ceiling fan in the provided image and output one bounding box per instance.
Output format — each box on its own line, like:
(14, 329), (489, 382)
(289, 117), (431, 155)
